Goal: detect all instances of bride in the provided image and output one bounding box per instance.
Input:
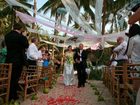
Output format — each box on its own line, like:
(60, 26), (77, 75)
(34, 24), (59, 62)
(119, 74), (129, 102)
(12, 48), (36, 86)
(63, 45), (75, 86)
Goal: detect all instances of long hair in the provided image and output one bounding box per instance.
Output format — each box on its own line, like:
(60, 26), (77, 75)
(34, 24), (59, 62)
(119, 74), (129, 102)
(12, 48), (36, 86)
(127, 24), (140, 38)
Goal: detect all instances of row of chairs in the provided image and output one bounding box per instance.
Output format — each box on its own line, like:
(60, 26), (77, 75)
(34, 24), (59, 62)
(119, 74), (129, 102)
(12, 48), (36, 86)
(103, 63), (140, 105)
(0, 63), (57, 103)
(0, 63), (12, 102)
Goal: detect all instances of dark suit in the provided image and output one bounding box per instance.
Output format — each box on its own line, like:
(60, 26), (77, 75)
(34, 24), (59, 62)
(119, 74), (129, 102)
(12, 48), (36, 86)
(74, 48), (87, 87)
(5, 30), (29, 100)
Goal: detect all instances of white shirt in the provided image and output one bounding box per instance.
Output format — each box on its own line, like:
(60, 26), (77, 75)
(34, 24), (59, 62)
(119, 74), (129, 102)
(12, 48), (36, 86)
(113, 41), (128, 60)
(27, 43), (40, 60)
(127, 35), (140, 64)
(80, 50), (83, 61)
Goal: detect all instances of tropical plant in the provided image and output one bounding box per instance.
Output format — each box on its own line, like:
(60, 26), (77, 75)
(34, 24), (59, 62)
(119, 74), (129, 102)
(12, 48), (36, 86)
(0, 0), (34, 37)
(38, 0), (134, 35)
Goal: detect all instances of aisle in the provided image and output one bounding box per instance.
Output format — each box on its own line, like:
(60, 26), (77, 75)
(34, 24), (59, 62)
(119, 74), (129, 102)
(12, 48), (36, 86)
(21, 75), (115, 105)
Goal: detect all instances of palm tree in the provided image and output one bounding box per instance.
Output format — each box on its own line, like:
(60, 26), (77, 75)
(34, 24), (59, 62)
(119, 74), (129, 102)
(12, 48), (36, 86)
(0, 0), (34, 34)
(0, 0), (40, 47)
(38, 0), (134, 35)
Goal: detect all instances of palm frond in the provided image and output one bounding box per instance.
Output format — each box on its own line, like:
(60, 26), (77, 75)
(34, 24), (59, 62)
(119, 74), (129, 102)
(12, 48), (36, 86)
(0, 6), (12, 18)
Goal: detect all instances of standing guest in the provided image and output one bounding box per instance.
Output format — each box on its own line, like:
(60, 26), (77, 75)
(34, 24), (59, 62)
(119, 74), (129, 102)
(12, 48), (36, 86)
(0, 40), (7, 63)
(26, 37), (41, 65)
(4, 23), (29, 101)
(63, 45), (75, 86)
(38, 45), (46, 59)
(74, 43), (88, 88)
(125, 24), (140, 71)
(43, 50), (49, 67)
(113, 36), (128, 66)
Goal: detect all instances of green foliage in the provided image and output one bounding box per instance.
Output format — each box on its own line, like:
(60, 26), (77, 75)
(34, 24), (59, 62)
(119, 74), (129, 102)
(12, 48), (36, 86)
(3, 100), (20, 105)
(98, 95), (105, 102)
(31, 93), (38, 100)
(94, 90), (100, 95)
(89, 68), (102, 80)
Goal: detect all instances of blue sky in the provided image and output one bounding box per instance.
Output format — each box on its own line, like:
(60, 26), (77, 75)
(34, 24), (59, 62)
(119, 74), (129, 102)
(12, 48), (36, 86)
(29, 0), (55, 35)
(29, 0), (76, 36)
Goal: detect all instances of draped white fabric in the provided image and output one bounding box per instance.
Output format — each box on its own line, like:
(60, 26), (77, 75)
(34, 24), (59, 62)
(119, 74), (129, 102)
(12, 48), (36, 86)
(95, 0), (103, 34)
(6, 0), (129, 50)
(103, 31), (128, 42)
(5, 0), (30, 10)
(61, 0), (97, 35)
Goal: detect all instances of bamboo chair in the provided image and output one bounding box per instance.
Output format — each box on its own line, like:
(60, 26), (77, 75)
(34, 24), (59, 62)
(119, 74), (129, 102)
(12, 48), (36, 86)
(123, 63), (140, 105)
(102, 66), (110, 87)
(39, 67), (50, 88)
(0, 63), (12, 103)
(18, 65), (39, 100)
(103, 66), (124, 105)
(112, 77), (120, 105)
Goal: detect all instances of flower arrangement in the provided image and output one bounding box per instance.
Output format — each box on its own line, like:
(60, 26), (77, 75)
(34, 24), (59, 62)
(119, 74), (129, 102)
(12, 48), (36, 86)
(66, 56), (73, 64)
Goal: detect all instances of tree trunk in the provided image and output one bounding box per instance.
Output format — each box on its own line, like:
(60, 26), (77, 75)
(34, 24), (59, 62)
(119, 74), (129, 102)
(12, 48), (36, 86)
(32, 0), (37, 29)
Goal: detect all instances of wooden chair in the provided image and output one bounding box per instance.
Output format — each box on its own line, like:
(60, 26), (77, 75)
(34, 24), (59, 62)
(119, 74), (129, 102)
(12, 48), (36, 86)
(123, 63), (140, 105)
(112, 77), (120, 105)
(103, 66), (110, 88)
(39, 67), (50, 88)
(103, 66), (124, 105)
(18, 65), (39, 100)
(0, 63), (12, 103)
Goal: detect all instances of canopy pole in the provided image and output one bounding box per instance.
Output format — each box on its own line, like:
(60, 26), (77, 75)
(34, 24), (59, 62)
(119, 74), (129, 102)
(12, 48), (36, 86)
(102, 0), (106, 35)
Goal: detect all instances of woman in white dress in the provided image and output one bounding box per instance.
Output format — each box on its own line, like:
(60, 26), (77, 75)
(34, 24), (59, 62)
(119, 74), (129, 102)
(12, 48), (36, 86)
(63, 45), (75, 86)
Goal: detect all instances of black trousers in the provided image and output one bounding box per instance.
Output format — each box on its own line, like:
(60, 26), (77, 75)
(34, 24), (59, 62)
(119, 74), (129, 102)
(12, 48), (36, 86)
(9, 64), (23, 100)
(76, 62), (87, 87)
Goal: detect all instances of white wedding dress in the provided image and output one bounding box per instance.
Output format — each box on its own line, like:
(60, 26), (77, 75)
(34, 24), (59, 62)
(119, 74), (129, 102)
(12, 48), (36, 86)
(63, 51), (75, 86)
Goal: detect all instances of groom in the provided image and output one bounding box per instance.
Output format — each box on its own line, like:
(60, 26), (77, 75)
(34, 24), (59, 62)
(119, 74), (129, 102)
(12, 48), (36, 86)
(74, 43), (88, 88)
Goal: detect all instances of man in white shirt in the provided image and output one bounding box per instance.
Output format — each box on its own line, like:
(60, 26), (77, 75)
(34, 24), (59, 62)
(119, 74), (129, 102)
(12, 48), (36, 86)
(113, 36), (128, 66)
(27, 37), (41, 65)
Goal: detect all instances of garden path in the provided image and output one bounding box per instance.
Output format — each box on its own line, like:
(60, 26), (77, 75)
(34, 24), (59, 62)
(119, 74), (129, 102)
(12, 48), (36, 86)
(21, 75), (115, 105)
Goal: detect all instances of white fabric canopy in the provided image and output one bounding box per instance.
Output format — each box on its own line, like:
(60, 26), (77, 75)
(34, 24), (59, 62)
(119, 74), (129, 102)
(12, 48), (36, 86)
(61, 0), (97, 35)
(6, 0), (129, 50)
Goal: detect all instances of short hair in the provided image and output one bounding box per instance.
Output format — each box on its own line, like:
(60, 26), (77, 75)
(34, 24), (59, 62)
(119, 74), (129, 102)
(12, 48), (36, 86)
(68, 45), (72, 49)
(79, 43), (84, 47)
(31, 37), (38, 43)
(13, 23), (23, 30)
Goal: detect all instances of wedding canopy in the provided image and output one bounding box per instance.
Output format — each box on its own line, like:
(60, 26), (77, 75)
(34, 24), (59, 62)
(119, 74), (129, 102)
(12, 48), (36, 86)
(5, 0), (129, 50)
